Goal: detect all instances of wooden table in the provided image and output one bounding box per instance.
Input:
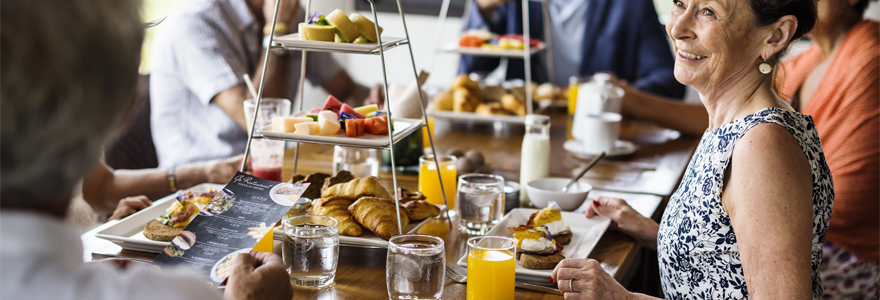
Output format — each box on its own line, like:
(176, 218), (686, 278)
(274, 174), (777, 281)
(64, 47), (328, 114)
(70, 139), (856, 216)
(81, 111), (698, 299)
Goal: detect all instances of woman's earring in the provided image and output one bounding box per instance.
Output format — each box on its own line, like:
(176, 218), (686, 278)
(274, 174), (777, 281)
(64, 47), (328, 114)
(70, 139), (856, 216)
(759, 58), (772, 74)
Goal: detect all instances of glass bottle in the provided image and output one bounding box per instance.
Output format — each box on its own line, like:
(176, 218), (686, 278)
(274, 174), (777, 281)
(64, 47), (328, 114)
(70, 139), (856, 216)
(519, 114), (551, 207)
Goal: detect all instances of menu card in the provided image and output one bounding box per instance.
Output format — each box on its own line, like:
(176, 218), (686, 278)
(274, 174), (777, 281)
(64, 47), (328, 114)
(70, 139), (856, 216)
(152, 172), (307, 284)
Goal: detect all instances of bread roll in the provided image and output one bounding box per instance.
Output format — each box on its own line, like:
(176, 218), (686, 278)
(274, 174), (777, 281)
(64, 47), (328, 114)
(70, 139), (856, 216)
(450, 74), (479, 92)
(326, 9), (360, 43)
(453, 88), (479, 112)
(432, 92), (454, 111)
(349, 13), (383, 42)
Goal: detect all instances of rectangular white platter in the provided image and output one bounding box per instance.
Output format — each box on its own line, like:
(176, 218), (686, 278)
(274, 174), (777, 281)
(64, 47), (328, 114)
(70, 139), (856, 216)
(258, 117), (422, 148)
(273, 34), (407, 54)
(95, 183), (225, 253)
(456, 208), (611, 282)
(441, 42), (546, 58)
(428, 110), (527, 124)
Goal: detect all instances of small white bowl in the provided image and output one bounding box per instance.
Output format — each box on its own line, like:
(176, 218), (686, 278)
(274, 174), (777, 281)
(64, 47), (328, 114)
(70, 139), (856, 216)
(525, 178), (593, 211)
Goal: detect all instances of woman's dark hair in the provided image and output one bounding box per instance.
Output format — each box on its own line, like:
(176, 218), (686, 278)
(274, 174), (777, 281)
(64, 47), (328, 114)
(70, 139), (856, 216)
(855, 0), (873, 15)
(747, 0), (817, 62)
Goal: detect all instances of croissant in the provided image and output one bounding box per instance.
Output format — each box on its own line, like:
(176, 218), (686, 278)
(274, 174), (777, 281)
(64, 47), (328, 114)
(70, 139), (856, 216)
(348, 197), (410, 240)
(321, 176), (392, 200)
(404, 200), (441, 221)
(310, 196), (362, 237)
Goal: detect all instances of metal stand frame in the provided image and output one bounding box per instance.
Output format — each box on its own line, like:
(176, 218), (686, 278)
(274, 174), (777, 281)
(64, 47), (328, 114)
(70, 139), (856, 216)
(241, 0), (453, 235)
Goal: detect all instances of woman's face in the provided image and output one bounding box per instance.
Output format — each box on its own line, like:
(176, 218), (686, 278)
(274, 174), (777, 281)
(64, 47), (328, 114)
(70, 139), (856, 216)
(666, 0), (767, 90)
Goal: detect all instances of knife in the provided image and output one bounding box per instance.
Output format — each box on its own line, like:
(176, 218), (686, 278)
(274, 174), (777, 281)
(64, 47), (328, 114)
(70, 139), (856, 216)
(516, 282), (563, 295)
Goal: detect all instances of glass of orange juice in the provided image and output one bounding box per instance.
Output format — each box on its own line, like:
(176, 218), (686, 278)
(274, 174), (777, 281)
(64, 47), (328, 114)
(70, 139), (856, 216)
(419, 154), (457, 212)
(466, 236), (516, 300)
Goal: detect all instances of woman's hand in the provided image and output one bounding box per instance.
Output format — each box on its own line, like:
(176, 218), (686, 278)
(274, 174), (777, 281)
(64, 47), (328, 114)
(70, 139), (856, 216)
(551, 259), (635, 300)
(224, 251), (292, 300)
(108, 196), (152, 220)
(584, 197), (659, 250)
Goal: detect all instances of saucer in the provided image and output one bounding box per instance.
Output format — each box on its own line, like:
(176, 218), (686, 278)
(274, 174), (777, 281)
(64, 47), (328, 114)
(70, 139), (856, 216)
(563, 139), (638, 158)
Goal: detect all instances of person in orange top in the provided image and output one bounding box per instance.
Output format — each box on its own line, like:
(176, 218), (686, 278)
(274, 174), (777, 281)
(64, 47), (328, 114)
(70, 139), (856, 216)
(619, 0), (879, 297)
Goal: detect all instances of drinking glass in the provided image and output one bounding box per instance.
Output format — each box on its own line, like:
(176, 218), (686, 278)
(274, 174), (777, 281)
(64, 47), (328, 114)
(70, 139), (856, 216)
(466, 236), (516, 300)
(418, 155), (457, 211)
(244, 98), (291, 182)
(457, 174), (505, 235)
(282, 215), (339, 288)
(333, 146), (379, 178)
(386, 235), (445, 300)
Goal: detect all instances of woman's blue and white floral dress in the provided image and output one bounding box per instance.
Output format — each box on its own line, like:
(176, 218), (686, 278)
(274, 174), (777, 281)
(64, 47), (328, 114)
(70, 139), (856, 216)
(657, 107), (834, 299)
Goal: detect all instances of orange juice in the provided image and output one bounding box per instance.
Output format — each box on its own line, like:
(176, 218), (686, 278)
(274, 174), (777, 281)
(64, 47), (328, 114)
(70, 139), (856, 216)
(421, 117), (435, 149)
(419, 156), (457, 209)
(467, 249), (515, 300)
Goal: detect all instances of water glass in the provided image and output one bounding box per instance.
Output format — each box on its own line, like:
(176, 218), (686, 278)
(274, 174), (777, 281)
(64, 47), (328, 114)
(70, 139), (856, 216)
(386, 235), (445, 300)
(244, 98), (291, 182)
(333, 146), (379, 178)
(419, 155), (457, 211)
(466, 236), (516, 300)
(282, 215), (339, 288)
(457, 174), (505, 235)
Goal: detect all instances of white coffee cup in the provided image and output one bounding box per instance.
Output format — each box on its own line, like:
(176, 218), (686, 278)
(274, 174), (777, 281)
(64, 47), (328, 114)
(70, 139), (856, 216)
(573, 112), (621, 153)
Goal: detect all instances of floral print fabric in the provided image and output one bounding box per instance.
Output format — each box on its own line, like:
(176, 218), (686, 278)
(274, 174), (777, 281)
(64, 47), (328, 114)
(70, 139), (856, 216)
(820, 241), (880, 299)
(657, 107), (834, 299)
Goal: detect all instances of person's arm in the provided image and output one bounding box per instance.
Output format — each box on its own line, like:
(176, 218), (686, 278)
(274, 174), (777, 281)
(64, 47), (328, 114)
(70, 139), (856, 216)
(82, 156), (243, 214)
(319, 71), (372, 106)
(457, 0), (511, 75)
(584, 197), (660, 251)
(723, 124), (814, 299)
(621, 84), (709, 136)
(630, 0), (685, 99)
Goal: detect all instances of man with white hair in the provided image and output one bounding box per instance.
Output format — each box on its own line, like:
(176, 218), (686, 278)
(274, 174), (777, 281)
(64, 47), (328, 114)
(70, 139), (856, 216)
(0, 1), (292, 299)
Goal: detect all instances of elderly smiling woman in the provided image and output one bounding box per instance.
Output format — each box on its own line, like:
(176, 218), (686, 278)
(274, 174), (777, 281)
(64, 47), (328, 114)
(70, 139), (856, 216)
(551, 0), (834, 299)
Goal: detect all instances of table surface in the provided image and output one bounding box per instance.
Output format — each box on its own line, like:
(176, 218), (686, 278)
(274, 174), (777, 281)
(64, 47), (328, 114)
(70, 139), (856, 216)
(81, 110), (699, 299)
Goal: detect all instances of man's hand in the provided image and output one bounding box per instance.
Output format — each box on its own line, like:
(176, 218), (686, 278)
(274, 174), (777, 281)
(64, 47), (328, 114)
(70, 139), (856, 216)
(108, 196), (152, 220)
(224, 252), (292, 300)
(476, 0), (513, 10)
(204, 154), (247, 184)
(262, 0), (300, 26)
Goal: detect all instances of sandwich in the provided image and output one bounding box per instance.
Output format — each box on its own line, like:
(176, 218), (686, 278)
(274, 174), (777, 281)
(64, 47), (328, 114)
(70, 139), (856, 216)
(163, 231), (196, 257)
(528, 206), (572, 245)
(509, 225), (565, 269)
(143, 190), (218, 242)
(299, 12), (335, 42)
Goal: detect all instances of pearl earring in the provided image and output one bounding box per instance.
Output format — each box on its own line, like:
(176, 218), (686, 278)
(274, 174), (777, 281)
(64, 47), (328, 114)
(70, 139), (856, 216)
(759, 58), (772, 74)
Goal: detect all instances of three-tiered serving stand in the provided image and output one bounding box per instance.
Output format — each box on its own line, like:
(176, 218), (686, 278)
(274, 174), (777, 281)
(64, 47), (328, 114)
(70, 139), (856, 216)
(241, 0), (453, 235)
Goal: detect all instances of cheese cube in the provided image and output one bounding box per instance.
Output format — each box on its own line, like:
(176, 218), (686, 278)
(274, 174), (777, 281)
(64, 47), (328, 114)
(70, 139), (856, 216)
(317, 111), (341, 136)
(293, 122), (312, 135)
(307, 122), (319, 134)
(272, 117), (313, 132)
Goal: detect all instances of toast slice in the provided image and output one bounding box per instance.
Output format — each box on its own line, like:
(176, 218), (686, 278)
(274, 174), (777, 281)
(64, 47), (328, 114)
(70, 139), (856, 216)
(143, 219), (182, 242)
(519, 252), (565, 269)
(554, 229), (572, 245)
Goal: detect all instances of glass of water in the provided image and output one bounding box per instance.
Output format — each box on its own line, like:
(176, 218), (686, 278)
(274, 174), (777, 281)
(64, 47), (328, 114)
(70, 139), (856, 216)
(282, 215), (339, 288)
(333, 146), (379, 178)
(457, 174), (505, 235)
(386, 235), (445, 300)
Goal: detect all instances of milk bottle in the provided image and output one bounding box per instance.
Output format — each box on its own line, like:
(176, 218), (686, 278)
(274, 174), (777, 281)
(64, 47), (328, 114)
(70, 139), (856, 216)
(520, 114), (551, 207)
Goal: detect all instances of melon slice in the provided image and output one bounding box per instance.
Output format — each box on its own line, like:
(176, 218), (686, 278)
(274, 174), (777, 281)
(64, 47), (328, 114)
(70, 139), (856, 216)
(320, 95), (344, 114)
(307, 107), (322, 114)
(293, 122), (312, 135)
(353, 104), (379, 117)
(339, 103), (365, 119)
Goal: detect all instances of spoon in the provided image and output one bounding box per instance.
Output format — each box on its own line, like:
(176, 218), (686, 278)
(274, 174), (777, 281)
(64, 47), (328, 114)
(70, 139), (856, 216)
(562, 151), (606, 193)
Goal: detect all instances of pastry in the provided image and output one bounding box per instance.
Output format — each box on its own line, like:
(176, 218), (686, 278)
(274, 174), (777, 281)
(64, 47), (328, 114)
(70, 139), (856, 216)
(528, 206), (572, 245)
(321, 170), (356, 193)
(291, 172), (331, 200)
(500, 94), (524, 115)
(310, 196), (362, 236)
(397, 187), (426, 203)
(475, 102), (510, 116)
(509, 225), (565, 269)
(348, 13), (383, 43)
(449, 74), (479, 92)
(453, 88), (479, 112)
(298, 23), (335, 42)
(432, 91), (454, 111)
(348, 197), (410, 240)
(321, 176), (393, 200)
(326, 9), (360, 43)
(534, 82), (555, 100)
(289, 174), (306, 183)
(403, 200), (441, 221)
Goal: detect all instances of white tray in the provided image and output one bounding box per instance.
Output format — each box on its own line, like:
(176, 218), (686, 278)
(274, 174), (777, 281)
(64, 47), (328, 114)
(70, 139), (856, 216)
(273, 34), (407, 55)
(258, 117), (423, 148)
(442, 42), (546, 58)
(428, 110), (527, 124)
(456, 208), (611, 282)
(95, 183), (225, 253)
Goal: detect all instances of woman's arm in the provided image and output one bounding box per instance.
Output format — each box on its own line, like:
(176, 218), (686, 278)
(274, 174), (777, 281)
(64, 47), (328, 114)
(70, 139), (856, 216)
(722, 123), (814, 299)
(585, 197), (660, 251)
(621, 84), (709, 136)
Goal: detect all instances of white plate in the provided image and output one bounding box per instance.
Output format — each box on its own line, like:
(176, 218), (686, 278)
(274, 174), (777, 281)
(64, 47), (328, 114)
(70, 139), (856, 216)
(274, 205), (447, 249)
(210, 248), (252, 283)
(456, 208), (611, 282)
(273, 34), (407, 54)
(258, 117), (423, 148)
(441, 42), (546, 58)
(428, 110), (527, 124)
(95, 183), (225, 253)
(563, 139), (638, 158)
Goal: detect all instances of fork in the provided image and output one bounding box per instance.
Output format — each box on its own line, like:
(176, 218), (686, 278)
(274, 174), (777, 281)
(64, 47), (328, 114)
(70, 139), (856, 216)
(445, 265), (467, 283)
